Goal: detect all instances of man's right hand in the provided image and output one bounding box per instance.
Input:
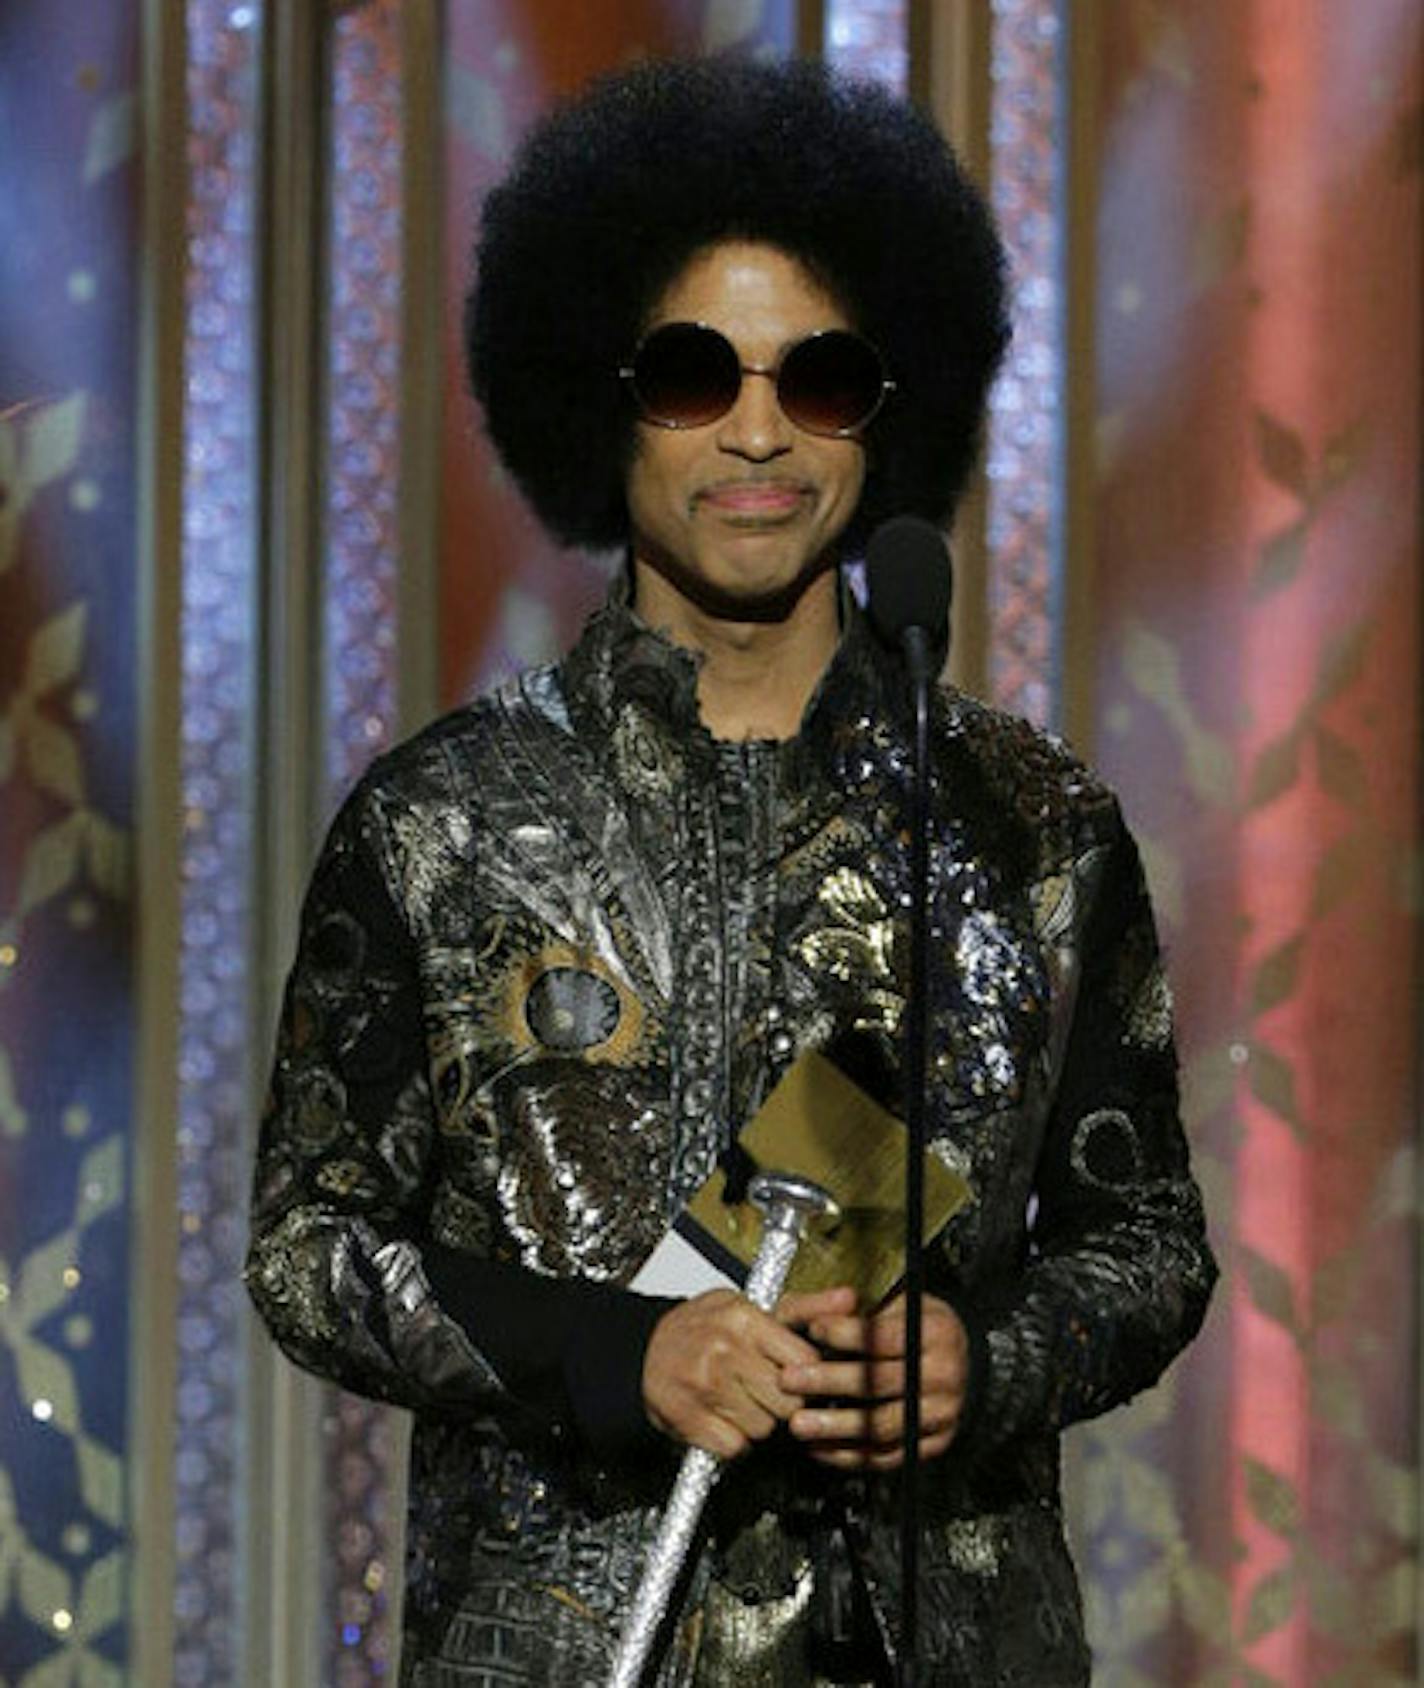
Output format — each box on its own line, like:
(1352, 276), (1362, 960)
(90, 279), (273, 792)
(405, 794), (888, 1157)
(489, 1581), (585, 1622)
(642, 1289), (820, 1459)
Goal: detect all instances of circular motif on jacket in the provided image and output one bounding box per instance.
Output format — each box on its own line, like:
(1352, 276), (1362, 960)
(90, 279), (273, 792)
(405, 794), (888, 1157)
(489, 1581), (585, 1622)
(524, 966), (623, 1052)
(1070, 1107), (1143, 1189)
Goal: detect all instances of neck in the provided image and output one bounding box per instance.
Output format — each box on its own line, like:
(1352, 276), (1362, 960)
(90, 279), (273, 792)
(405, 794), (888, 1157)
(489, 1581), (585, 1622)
(630, 562), (841, 741)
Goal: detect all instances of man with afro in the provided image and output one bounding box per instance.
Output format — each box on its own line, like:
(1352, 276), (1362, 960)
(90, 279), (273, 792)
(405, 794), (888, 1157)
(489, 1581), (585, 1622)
(248, 53), (1215, 1686)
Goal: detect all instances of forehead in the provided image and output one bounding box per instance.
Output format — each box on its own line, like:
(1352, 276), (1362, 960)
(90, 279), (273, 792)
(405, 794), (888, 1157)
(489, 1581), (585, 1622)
(647, 241), (850, 348)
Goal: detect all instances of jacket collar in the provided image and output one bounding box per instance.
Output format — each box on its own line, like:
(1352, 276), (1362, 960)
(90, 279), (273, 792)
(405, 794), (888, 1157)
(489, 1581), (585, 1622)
(559, 563), (908, 783)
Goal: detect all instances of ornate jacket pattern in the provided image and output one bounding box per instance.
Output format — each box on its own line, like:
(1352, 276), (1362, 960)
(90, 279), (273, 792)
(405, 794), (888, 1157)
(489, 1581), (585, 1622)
(245, 589), (1217, 1686)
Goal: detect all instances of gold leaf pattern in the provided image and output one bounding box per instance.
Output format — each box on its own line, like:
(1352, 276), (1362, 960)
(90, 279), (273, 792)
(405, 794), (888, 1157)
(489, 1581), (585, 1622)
(0, 1046), (29, 1138)
(1313, 726), (1369, 810)
(1120, 620), (1234, 806)
(1244, 1456), (1302, 1540)
(23, 603), (88, 697)
(1251, 521), (1309, 599)
(75, 1441), (124, 1532)
(25, 716), (85, 806)
(1175, 1558), (1232, 1638)
(446, 63), (509, 159)
(14, 815), (84, 922)
(1242, 1562), (1299, 1645)
(1246, 1041), (1303, 1134)
(18, 1544), (72, 1632)
(1364, 1451), (1418, 1542)
(1250, 935), (1303, 1017)
(1254, 410), (1310, 500)
(1311, 621), (1371, 710)
(76, 1549), (125, 1641)
(82, 91), (137, 183)
(1248, 730), (1302, 809)
(1240, 1245), (1299, 1336)
(1192, 199), (1251, 291)
(1320, 418), (1369, 494)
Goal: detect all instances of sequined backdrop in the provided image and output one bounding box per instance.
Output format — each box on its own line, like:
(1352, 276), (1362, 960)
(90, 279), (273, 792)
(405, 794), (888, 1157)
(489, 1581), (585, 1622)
(985, 0), (1062, 728)
(173, 2), (261, 1680)
(320, 7), (405, 1680)
(0, 2), (141, 1681)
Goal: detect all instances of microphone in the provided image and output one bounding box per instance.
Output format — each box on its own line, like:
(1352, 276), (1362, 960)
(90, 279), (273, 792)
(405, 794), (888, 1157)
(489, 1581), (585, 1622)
(865, 515), (953, 688)
(863, 514), (952, 1687)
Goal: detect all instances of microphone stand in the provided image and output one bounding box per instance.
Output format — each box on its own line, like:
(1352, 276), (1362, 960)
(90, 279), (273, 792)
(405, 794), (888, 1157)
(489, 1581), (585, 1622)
(898, 625), (934, 1688)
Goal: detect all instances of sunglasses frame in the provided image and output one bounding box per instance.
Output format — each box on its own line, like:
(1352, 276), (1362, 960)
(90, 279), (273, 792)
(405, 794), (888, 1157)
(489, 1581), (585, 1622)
(619, 321), (896, 438)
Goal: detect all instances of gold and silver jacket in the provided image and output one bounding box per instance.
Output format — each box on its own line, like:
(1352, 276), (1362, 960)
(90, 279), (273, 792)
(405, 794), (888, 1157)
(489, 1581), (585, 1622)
(246, 586), (1216, 1685)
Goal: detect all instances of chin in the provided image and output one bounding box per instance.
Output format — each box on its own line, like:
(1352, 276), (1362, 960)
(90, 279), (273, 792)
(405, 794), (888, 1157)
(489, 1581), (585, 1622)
(698, 558), (835, 621)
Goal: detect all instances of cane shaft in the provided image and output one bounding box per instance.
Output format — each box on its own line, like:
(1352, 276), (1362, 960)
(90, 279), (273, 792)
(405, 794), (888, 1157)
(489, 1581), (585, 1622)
(606, 1193), (818, 1688)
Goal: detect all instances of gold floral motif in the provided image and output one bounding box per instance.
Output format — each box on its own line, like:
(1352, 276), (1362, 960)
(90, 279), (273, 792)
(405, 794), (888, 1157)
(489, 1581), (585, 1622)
(796, 865), (898, 982)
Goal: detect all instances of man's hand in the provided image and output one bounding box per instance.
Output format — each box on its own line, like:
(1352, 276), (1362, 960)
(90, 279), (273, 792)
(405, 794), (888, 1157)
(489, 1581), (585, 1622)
(778, 1287), (969, 1470)
(642, 1289), (822, 1460)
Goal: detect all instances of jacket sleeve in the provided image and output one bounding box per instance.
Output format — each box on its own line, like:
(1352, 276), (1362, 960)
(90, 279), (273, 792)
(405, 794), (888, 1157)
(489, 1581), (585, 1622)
(243, 781), (671, 1450)
(960, 806), (1218, 1451)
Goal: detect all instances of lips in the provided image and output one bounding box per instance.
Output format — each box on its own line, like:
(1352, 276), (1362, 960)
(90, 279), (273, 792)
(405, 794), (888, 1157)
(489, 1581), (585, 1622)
(696, 480), (813, 519)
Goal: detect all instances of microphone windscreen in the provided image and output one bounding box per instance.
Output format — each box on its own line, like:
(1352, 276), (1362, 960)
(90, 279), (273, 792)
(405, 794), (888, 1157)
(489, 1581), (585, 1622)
(865, 516), (953, 644)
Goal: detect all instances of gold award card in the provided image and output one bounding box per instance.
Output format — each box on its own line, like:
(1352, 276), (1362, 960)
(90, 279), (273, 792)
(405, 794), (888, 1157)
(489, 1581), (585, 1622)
(680, 1050), (971, 1307)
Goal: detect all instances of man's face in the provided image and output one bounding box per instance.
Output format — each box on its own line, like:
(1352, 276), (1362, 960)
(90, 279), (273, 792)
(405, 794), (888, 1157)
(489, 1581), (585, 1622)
(625, 241), (867, 620)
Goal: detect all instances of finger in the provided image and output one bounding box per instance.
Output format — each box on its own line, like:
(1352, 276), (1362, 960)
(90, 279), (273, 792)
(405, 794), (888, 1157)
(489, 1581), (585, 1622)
(737, 1304), (824, 1370)
(777, 1286), (857, 1327)
(740, 1358), (806, 1423)
(791, 1394), (961, 1447)
(686, 1416), (751, 1461)
(802, 1312), (876, 1355)
(790, 1399), (900, 1446)
(781, 1356), (904, 1401)
(720, 1396), (778, 1443)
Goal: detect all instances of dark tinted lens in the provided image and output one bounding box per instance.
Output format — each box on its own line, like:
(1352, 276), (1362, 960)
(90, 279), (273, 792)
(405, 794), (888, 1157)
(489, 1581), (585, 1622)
(631, 323), (741, 427)
(778, 332), (886, 435)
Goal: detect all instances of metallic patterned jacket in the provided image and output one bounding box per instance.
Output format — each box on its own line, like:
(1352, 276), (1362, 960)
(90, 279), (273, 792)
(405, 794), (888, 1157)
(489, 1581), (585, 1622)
(246, 584), (1217, 1686)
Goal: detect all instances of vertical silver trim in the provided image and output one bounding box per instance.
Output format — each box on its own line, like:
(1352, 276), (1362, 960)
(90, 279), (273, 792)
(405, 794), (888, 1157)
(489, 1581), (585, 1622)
(397, 0), (444, 736)
(1057, 0), (1098, 761)
(246, 2), (328, 1684)
(131, 2), (188, 1683)
(917, 0), (992, 701)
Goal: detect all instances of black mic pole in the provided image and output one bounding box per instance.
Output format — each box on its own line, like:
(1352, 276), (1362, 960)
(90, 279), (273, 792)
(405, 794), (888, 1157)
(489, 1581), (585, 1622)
(865, 518), (953, 1688)
(899, 620), (933, 1688)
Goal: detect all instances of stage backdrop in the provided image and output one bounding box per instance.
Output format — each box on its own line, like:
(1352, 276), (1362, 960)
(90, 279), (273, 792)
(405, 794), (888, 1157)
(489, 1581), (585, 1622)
(0, 1), (143, 1680)
(1079, 7), (1421, 1682)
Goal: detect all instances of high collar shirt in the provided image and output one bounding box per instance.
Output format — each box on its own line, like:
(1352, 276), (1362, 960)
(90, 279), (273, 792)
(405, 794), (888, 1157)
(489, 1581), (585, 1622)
(246, 582), (1217, 1685)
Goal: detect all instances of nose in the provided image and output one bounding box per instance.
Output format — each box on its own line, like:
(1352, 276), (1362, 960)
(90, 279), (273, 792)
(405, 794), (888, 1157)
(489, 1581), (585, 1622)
(714, 365), (792, 461)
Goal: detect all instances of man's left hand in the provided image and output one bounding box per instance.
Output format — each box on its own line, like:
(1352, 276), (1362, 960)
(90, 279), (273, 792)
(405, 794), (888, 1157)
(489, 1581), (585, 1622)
(778, 1287), (969, 1470)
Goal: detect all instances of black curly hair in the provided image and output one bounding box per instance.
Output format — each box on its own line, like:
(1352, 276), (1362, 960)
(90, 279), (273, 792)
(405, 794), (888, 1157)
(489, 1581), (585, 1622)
(467, 54), (1010, 555)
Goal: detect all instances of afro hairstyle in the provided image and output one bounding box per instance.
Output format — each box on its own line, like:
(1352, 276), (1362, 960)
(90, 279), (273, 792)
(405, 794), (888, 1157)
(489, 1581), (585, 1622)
(467, 53), (1010, 555)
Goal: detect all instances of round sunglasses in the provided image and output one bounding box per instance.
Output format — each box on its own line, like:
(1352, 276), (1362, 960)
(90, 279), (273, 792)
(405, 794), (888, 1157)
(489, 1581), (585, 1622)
(620, 321), (895, 438)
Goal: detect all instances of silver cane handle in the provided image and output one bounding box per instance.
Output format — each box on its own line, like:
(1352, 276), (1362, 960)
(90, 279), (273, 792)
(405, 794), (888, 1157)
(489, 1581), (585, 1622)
(606, 1173), (838, 1688)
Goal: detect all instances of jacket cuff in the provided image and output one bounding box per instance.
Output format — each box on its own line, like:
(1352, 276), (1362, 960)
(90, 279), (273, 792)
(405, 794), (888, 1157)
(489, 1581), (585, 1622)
(420, 1241), (676, 1456)
(563, 1287), (677, 1457)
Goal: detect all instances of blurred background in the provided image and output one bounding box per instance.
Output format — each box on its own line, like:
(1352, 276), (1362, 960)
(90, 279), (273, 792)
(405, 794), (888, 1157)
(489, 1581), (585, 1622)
(0, 2), (1419, 1683)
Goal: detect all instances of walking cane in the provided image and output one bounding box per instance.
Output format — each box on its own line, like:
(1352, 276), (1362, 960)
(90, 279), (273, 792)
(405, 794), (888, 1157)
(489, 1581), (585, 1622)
(607, 1171), (840, 1688)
